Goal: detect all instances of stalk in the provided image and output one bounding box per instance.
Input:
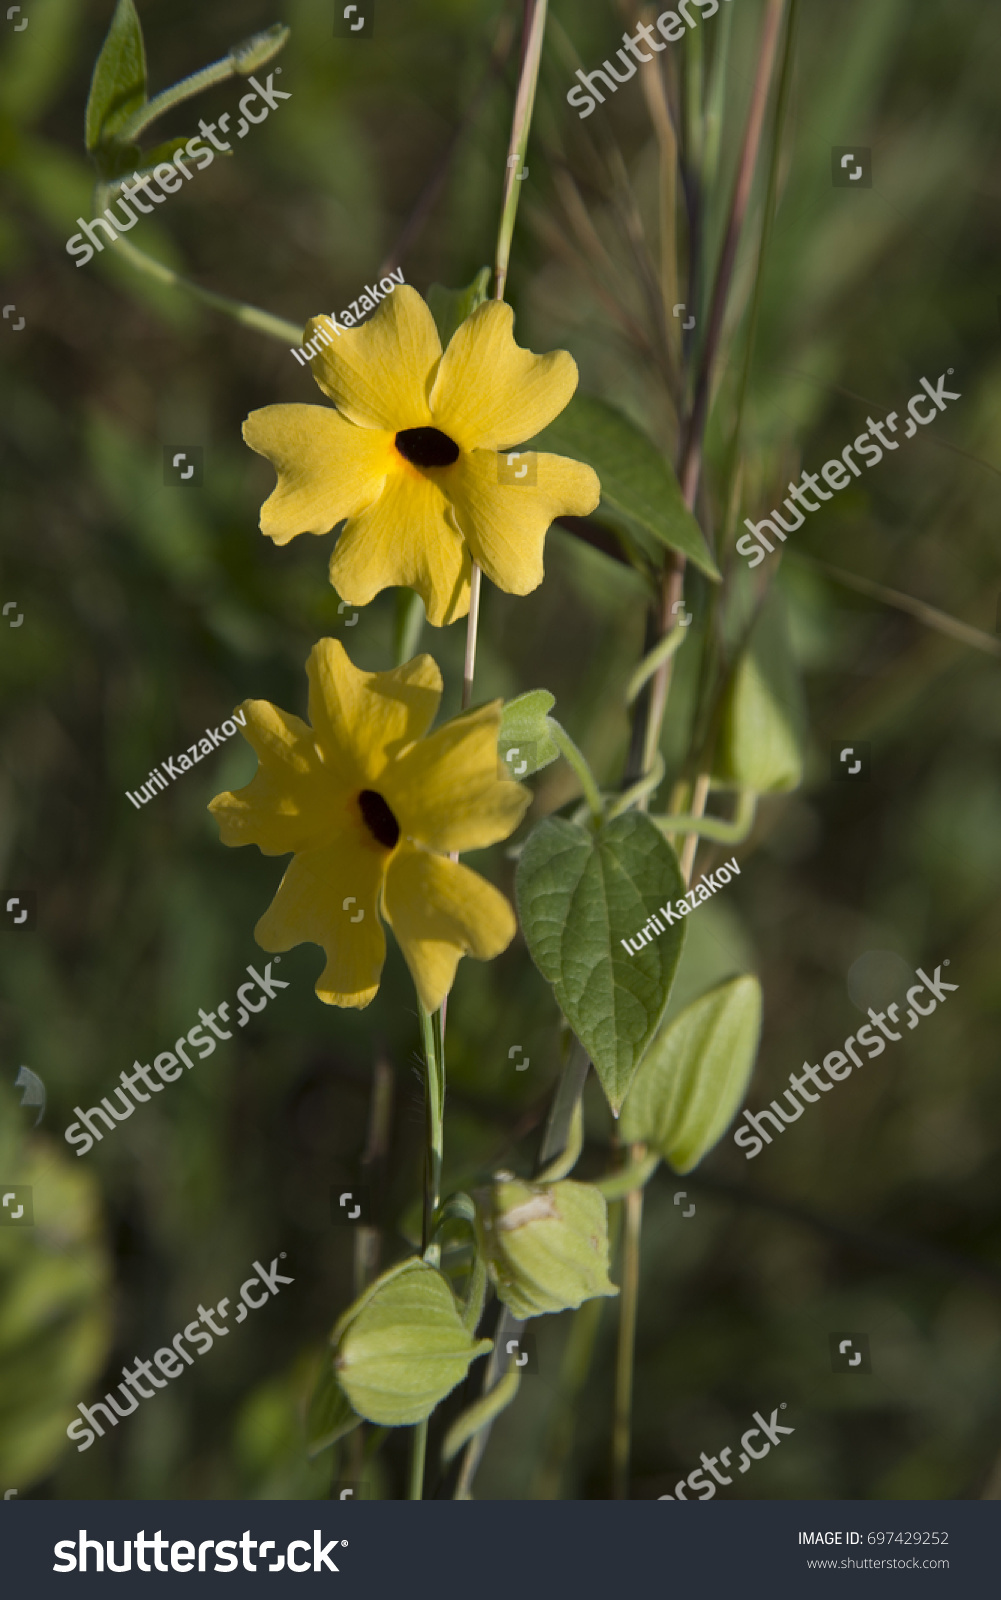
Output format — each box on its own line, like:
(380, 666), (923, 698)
(611, 0), (790, 1503)
(461, 0), (549, 711)
(115, 26), (289, 144)
(101, 227), (302, 345)
(611, 1148), (646, 1499)
(408, 1001), (445, 1500)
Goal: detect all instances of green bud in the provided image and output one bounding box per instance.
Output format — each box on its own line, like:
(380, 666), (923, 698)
(474, 1176), (618, 1320)
(229, 24), (290, 76)
(331, 1258), (492, 1427)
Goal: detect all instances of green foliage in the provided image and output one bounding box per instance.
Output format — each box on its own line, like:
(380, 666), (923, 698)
(84, 0), (147, 153)
(441, 1365), (521, 1464)
(618, 975), (763, 1172)
(0, 1102), (113, 1489)
(528, 394), (720, 581)
(331, 1258), (492, 1427)
(714, 593), (806, 794)
(229, 25), (291, 76)
(516, 812), (687, 1112)
(474, 1177), (618, 1320)
(427, 268), (492, 349)
(497, 688), (560, 776)
(306, 1360), (361, 1456)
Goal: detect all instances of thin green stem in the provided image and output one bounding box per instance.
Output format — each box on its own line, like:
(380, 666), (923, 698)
(411, 1001), (446, 1502)
(611, 1149), (646, 1499)
(408, 1419), (429, 1501)
(458, 0), (549, 713)
(102, 230), (302, 344)
(626, 622), (689, 706)
(493, 0), (548, 303)
(418, 1001), (445, 1267)
(718, 0), (798, 557)
(605, 753), (665, 821)
(116, 25), (289, 144)
(461, 565), (482, 712)
(595, 1149), (660, 1203)
(549, 720), (604, 820)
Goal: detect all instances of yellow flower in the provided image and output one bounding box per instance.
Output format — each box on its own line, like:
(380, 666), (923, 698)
(242, 287), (601, 626)
(208, 639), (530, 1012)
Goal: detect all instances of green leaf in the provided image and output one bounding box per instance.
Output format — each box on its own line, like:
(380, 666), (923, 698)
(474, 1177), (618, 1320)
(85, 0), (147, 153)
(305, 1362), (360, 1457)
(528, 394), (720, 582)
(331, 1258), (492, 1428)
(713, 591), (806, 794)
(90, 138), (143, 182)
(441, 1366), (521, 1464)
(498, 689), (560, 777)
(426, 267), (491, 349)
(618, 975), (763, 1171)
(515, 812), (687, 1113)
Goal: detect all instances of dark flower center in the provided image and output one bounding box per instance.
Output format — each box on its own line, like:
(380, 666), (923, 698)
(358, 789), (401, 850)
(394, 426), (460, 469)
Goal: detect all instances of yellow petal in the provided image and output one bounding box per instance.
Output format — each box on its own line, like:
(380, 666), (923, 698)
(430, 301), (579, 451)
(382, 702), (530, 853)
(243, 404), (394, 546)
(445, 449), (600, 596)
(208, 698), (353, 855)
(328, 469), (471, 627)
(255, 841), (387, 1009)
(307, 288), (441, 432)
(383, 846), (517, 1012)
(305, 638), (442, 786)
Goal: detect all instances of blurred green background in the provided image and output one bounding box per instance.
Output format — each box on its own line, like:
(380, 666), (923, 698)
(1, 0), (1000, 1499)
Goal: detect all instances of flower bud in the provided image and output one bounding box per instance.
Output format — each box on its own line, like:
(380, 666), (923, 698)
(474, 1177), (618, 1320)
(229, 24), (290, 75)
(331, 1258), (492, 1427)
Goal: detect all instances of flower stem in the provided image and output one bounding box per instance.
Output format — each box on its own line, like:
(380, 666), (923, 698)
(101, 229), (302, 345)
(611, 1147), (646, 1499)
(408, 1419), (428, 1501)
(548, 720), (604, 821)
(493, 0), (549, 303)
(410, 1001), (445, 1502)
(458, 0), (550, 712)
(461, 565), (482, 712)
(418, 1001), (445, 1267)
(115, 25), (290, 144)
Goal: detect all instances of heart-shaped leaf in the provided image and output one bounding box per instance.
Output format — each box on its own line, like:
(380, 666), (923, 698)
(618, 975), (763, 1170)
(498, 689), (560, 777)
(515, 812), (687, 1112)
(85, 0), (147, 153)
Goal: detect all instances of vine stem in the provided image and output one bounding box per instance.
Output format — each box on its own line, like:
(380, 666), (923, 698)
(460, 0), (549, 714)
(611, 0), (790, 1503)
(611, 1147), (645, 1499)
(102, 229), (302, 345)
(409, 1000), (445, 1500)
